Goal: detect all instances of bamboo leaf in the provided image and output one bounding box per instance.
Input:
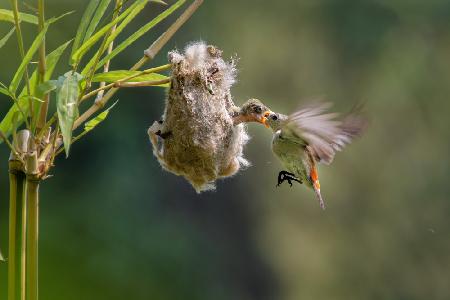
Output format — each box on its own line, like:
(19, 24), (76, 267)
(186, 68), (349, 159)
(100, 0), (148, 49)
(48, 11), (75, 24)
(0, 41), (71, 141)
(9, 22), (49, 94)
(92, 0), (185, 74)
(56, 71), (83, 157)
(71, 0), (101, 60)
(0, 9), (38, 25)
(84, 100), (117, 133)
(71, 0), (147, 66)
(37, 80), (58, 95)
(0, 86), (10, 97)
(83, 0), (112, 43)
(91, 70), (169, 86)
(81, 0), (149, 75)
(0, 27), (15, 49)
(57, 100), (117, 155)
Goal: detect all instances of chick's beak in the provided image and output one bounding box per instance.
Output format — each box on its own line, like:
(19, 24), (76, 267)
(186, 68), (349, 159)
(260, 111), (271, 128)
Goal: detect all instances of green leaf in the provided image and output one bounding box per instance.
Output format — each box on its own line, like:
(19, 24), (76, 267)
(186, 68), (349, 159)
(71, 0), (101, 61)
(0, 86), (10, 97)
(0, 27), (15, 49)
(9, 22), (49, 94)
(0, 40), (72, 141)
(71, 0), (147, 66)
(56, 72), (83, 157)
(83, 0), (112, 44)
(90, 0), (185, 74)
(91, 70), (169, 86)
(84, 100), (117, 133)
(37, 80), (58, 95)
(0, 9), (38, 25)
(0, 81), (11, 97)
(48, 11), (74, 24)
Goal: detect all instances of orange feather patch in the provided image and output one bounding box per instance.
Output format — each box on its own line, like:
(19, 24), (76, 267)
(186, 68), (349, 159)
(310, 167), (320, 190)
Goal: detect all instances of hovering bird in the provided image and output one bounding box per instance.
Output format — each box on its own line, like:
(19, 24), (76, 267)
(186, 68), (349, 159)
(264, 103), (367, 209)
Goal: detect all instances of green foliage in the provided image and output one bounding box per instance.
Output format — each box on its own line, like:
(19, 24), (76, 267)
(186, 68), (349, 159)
(0, 9), (38, 25)
(0, 27), (15, 49)
(90, 0), (186, 74)
(83, 0), (112, 44)
(0, 41), (71, 140)
(71, 0), (105, 61)
(83, 100), (117, 133)
(36, 80), (58, 95)
(80, 0), (150, 75)
(55, 72), (83, 157)
(70, 0), (147, 66)
(9, 23), (49, 95)
(91, 70), (169, 86)
(0, 82), (10, 97)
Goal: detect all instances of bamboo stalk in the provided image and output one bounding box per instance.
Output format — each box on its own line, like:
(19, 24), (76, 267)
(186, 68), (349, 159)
(25, 178), (39, 300)
(24, 137), (39, 300)
(8, 130), (29, 300)
(8, 167), (25, 300)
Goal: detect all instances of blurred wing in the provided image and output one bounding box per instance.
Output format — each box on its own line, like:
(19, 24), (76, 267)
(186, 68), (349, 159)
(282, 102), (367, 165)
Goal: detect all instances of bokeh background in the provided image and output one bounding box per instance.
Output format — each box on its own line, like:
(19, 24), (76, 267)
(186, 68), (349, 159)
(1, 0), (450, 299)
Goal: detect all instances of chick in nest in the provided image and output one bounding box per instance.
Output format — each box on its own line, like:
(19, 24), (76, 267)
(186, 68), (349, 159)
(148, 42), (270, 192)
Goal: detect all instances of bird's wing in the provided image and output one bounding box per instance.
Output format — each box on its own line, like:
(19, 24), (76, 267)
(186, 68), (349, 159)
(281, 102), (367, 165)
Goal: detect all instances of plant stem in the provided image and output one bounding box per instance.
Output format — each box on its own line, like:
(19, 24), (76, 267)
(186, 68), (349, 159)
(142, 0), (204, 61)
(8, 165), (25, 300)
(20, 185), (27, 300)
(80, 0), (123, 100)
(36, 0), (49, 133)
(25, 178), (39, 300)
(9, 0), (33, 126)
(114, 78), (170, 88)
(95, 0), (121, 103)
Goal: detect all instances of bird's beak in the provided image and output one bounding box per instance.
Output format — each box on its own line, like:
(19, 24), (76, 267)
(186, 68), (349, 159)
(260, 111), (271, 128)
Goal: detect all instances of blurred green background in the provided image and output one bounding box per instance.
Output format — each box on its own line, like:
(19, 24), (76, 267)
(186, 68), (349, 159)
(1, 0), (450, 299)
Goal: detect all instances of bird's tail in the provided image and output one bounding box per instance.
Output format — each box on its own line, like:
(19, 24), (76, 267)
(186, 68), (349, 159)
(310, 166), (326, 210)
(314, 186), (326, 210)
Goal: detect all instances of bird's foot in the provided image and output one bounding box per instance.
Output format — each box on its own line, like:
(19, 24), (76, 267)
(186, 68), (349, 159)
(277, 171), (302, 187)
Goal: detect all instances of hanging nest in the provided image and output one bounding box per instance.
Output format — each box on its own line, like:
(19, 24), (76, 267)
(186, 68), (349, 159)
(148, 42), (250, 192)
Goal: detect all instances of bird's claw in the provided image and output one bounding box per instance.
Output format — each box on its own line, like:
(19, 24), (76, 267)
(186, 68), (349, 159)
(277, 171), (302, 187)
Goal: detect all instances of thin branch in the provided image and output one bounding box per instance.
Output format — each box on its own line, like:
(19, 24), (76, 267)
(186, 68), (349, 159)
(36, 114), (56, 141)
(9, 0), (33, 127)
(0, 131), (20, 158)
(36, 0), (49, 133)
(95, 0), (121, 103)
(114, 78), (170, 88)
(79, 0), (123, 100)
(135, 0), (204, 68)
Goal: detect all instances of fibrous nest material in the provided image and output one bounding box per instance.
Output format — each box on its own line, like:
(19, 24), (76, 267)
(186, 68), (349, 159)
(148, 42), (249, 192)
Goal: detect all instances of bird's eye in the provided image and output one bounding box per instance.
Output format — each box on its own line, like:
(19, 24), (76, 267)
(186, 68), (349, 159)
(254, 106), (262, 114)
(271, 115), (278, 121)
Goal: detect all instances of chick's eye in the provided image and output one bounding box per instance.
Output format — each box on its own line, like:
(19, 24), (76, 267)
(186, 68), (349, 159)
(271, 115), (278, 121)
(254, 106), (262, 114)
